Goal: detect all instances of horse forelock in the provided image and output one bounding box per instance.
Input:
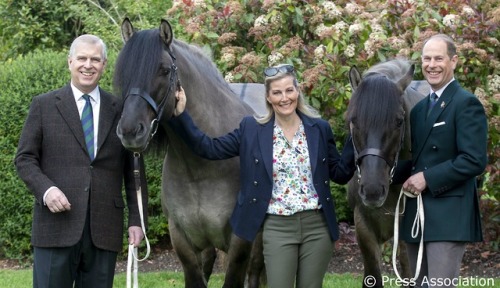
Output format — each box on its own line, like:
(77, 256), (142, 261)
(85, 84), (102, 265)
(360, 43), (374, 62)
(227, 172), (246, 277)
(347, 75), (403, 132)
(113, 29), (166, 99)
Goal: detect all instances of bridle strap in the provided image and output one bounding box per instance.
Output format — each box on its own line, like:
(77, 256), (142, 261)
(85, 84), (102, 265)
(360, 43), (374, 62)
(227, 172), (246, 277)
(122, 46), (178, 151)
(350, 119), (405, 182)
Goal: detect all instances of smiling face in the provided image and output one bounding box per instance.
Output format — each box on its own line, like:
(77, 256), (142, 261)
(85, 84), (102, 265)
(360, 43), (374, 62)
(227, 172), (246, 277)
(266, 75), (299, 119)
(421, 38), (458, 91)
(68, 41), (107, 94)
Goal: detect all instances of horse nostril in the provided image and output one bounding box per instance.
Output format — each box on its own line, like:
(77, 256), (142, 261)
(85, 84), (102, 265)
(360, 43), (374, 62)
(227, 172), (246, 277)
(136, 122), (147, 137)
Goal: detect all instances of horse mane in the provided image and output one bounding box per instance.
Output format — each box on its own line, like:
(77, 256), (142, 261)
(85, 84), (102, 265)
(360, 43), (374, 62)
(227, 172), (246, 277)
(171, 40), (235, 96)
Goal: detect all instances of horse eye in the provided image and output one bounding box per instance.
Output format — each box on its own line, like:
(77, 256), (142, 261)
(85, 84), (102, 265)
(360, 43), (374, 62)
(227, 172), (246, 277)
(159, 67), (170, 76)
(396, 118), (404, 127)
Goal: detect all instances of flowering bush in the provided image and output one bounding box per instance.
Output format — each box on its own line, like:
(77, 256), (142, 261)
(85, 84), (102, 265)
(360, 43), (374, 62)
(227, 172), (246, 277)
(166, 0), (499, 245)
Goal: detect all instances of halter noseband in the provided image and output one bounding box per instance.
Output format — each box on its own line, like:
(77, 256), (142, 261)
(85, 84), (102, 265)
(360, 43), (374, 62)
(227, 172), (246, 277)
(123, 45), (178, 150)
(350, 116), (405, 184)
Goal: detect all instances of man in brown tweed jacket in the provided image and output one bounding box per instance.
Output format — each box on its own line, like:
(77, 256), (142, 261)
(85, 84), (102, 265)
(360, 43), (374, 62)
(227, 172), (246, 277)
(15, 34), (148, 288)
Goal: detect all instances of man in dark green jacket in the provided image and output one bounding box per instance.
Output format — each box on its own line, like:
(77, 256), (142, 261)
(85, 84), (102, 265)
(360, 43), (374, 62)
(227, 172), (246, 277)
(401, 34), (487, 288)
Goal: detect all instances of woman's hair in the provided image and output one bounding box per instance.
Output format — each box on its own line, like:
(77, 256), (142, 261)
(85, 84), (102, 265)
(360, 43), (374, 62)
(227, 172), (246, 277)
(255, 64), (320, 124)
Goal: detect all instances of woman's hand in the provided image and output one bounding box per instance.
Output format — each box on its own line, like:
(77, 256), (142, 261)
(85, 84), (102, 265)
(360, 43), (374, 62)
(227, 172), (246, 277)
(174, 86), (186, 116)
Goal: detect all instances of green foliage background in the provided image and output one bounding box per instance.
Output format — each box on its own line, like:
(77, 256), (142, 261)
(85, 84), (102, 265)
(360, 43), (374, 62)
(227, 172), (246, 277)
(0, 0), (498, 261)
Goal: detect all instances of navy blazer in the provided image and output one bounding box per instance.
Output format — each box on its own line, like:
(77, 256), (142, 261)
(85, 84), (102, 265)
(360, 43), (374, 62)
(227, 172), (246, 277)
(169, 111), (355, 242)
(401, 80), (487, 242)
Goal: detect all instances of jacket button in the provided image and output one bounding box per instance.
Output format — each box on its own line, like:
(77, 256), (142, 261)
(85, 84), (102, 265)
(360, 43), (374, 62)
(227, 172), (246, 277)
(324, 180), (328, 185)
(322, 158), (326, 163)
(253, 181), (258, 186)
(326, 197), (331, 202)
(411, 167), (415, 171)
(251, 198), (257, 203)
(255, 159), (259, 164)
(432, 145), (437, 150)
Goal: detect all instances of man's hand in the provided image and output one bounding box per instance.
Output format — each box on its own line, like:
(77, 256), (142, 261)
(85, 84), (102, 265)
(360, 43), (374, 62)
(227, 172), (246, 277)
(402, 172), (427, 196)
(128, 226), (145, 247)
(45, 188), (71, 213)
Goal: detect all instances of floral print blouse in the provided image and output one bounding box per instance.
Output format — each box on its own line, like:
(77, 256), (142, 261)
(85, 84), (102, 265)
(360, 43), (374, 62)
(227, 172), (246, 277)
(267, 122), (320, 215)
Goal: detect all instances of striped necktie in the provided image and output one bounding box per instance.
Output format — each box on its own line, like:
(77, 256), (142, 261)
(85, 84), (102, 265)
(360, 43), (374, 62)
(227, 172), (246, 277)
(427, 92), (438, 116)
(81, 94), (94, 160)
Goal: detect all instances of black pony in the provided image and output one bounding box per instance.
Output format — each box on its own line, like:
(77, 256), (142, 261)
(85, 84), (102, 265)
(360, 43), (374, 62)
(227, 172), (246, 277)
(346, 59), (427, 287)
(114, 18), (265, 288)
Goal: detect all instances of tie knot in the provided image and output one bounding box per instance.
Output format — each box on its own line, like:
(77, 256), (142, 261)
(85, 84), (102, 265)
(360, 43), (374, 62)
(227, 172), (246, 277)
(430, 92), (438, 102)
(82, 94), (91, 102)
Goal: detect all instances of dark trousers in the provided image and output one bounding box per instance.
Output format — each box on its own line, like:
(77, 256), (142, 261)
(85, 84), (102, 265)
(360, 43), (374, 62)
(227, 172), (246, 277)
(33, 212), (117, 288)
(263, 210), (334, 288)
(406, 241), (466, 288)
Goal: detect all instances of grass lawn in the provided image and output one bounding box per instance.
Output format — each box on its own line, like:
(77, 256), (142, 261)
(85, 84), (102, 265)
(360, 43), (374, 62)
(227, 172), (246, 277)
(1, 269), (499, 288)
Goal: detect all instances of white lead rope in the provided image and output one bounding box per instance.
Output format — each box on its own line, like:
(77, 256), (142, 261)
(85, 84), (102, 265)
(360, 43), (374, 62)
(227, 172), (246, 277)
(126, 162), (150, 288)
(392, 188), (424, 286)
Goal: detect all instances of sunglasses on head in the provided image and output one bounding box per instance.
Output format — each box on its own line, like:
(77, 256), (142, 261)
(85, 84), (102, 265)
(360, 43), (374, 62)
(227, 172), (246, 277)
(263, 65), (295, 77)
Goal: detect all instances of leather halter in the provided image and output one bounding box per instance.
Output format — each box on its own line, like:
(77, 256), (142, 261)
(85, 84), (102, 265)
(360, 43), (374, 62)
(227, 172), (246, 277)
(350, 116), (405, 184)
(123, 45), (178, 151)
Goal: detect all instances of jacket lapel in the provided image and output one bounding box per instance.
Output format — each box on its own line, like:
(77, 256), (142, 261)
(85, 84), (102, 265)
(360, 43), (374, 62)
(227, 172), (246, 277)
(413, 81), (458, 162)
(55, 85), (87, 151)
(97, 90), (120, 156)
(258, 117), (275, 183)
(301, 115), (319, 176)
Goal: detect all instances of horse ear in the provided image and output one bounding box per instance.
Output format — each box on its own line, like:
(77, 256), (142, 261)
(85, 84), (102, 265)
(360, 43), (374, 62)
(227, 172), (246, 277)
(397, 64), (414, 90)
(121, 17), (134, 44)
(349, 66), (362, 91)
(160, 19), (174, 47)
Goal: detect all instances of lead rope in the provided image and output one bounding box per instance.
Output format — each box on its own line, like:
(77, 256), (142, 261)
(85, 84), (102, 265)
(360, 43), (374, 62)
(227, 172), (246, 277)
(392, 188), (424, 286)
(126, 153), (151, 288)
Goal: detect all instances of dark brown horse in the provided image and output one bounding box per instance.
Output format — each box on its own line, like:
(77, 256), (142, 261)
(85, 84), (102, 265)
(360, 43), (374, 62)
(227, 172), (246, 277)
(346, 59), (427, 287)
(114, 18), (265, 287)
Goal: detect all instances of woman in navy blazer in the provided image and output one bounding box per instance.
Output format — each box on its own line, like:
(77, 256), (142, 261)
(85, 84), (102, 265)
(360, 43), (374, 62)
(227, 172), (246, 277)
(169, 64), (355, 288)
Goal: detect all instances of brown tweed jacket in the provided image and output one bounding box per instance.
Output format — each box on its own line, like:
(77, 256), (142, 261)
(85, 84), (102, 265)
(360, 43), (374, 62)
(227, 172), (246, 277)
(15, 84), (147, 252)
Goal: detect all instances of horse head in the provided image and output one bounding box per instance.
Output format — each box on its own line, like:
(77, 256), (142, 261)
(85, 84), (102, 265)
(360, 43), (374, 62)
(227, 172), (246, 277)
(115, 18), (179, 152)
(347, 60), (414, 207)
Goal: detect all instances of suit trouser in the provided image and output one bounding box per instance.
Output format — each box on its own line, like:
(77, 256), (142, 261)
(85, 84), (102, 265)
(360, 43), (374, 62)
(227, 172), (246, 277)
(263, 210), (334, 288)
(406, 241), (466, 288)
(33, 210), (117, 288)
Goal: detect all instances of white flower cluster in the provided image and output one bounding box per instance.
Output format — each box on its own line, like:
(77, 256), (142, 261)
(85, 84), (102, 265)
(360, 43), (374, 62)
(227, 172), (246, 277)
(489, 74), (500, 92)
(221, 53), (236, 65)
(322, 1), (342, 19)
(344, 44), (356, 58)
(349, 23), (363, 35)
(270, 14), (282, 25)
(268, 52), (284, 66)
(461, 5), (476, 18)
(254, 15), (267, 27)
(193, 0), (206, 9)
(364, 39), (375, 59)
(314, 45), (326, 62)
(333, 21), (349, 34)
(443, 14), (459, 27)
(314, 23), (332, 37)
(345, 3), (361, 15)
(224, 72), (234, 83)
